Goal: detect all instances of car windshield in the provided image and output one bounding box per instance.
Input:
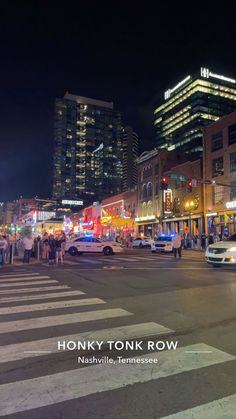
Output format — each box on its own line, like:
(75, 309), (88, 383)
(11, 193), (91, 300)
(156, 236), (172, 242)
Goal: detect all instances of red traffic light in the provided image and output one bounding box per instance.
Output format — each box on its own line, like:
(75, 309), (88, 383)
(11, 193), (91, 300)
(161, 176), (168, 183)
(187, 180), (192, 187)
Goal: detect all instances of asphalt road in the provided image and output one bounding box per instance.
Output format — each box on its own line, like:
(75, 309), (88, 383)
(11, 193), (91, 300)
(0, 249), (235, 418)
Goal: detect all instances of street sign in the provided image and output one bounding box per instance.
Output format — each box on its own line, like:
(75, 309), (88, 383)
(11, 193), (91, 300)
(169, 174), (186, 181)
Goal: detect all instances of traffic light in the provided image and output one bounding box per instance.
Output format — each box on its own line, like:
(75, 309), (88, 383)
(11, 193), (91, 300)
(160, 176), (168, 190)
(187, 180), (193, 192)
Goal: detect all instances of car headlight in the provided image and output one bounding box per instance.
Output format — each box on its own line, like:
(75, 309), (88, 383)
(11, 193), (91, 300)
(228, 247), (236, 252)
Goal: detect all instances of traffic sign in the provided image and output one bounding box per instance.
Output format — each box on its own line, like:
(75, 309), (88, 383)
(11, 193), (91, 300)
(169, 174), (186, 181)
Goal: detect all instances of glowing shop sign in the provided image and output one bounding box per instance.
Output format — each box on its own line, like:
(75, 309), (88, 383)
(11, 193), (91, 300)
(163, 189), (173, 213)
(201, 67), (236, 84)
(62, 200), (83, 206)
(226, 201), (236, 209)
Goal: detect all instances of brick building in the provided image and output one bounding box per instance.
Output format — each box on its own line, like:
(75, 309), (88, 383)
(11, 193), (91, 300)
(203, 110), (236, 235)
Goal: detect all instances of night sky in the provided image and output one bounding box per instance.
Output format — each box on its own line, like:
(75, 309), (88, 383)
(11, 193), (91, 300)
(0, 2), (236, 201)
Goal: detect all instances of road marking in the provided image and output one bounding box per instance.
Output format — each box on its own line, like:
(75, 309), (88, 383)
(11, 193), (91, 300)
(0, 297), (105, 315)
(114, 257), (142, 262)
(161, 393), (236, 418)
(0, 280), (58, 288)
(0, 343), (234, 416)
(79, 258), (102, 264)
(0, 308), (132, 333)
(0, 285), (70, 295)
(0, 273), (41, 279)
(0, 276), (51, 282)
(63, 260), (80, 265)
(0, 290), (85, 303)
(0, 322), (173, 363)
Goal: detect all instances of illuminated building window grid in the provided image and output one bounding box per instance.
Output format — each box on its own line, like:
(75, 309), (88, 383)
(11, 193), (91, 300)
(154, 80), (236, 115)
(161, 112), (219, 138)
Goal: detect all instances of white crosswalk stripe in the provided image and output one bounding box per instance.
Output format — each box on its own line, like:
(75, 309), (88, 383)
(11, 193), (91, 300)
(0, 289), (85, 303)
(0, 322), (172, 363)
(79, 258), (102, 264)
(0, 275), (50, 282)
(0, 297), (105, 315)
(0, 343), (234, 417)
(0, 279), (58, 287)
(0, 308), (133, 333)
(0, 285), (70, 295)
(161, 393), (236, 418)
(0, 273), (41, 279)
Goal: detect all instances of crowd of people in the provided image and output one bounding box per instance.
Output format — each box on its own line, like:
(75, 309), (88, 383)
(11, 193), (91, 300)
(21, 233), (67, 265)
(0, 232), (67, 266)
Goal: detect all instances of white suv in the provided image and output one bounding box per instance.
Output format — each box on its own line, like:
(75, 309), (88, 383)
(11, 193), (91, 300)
(65, 237), (123, 256)
(132, 237), (152, 248)
(205, 233), (236, 266)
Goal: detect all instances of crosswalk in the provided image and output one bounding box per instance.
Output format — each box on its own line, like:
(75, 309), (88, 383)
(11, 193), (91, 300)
(0, 270), (235, 418)
(61, 251), (205, 266)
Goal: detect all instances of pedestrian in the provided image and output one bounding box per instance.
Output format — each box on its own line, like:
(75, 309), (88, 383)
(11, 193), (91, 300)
(48, 235), (56, 265)
(42, 234), (50, 261)
(2, 235), (9, 263)
(22, 234), (33, 264)
(55, 236), (64, 265)
(208, 233), (214, 245)
(201, 233), (206, 249)
(0, 235), (8, 267)
(172, 232), (182, 258)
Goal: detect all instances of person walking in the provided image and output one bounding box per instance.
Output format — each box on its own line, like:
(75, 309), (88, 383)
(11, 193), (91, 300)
(172, 232), (182, 259)
(22, 234), (33, 264)
(0, 235), (8, 267)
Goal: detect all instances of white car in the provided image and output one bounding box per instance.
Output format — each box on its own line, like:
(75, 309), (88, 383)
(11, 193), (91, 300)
(132, 237), (152, 248)
(65, 236), (123, 256)
(151, 235), (174, 253)
(205, 233), (236, 266)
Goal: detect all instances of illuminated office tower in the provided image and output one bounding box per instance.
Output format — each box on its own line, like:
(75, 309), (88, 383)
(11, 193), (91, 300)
(122, 126), (139, 190)
(53, 92), (123, 200)
(154, 67), (236, 154)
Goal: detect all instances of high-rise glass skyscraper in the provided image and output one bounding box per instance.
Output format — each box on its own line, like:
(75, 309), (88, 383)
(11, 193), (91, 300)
(154, 67), (236, 155)
(53, 92), (123, 201)
(122, 126), (139, 190)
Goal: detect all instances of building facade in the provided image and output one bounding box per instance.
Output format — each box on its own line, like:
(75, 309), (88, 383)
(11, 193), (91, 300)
(163, 159), (204, 236)
(53, 92), (123, 201)
(122, 126), (139, 190)
(101, 190), (137, 240)
(203, 110), (236, 235)
(155, 67), (236, 155)
(136, 149), (187, 236)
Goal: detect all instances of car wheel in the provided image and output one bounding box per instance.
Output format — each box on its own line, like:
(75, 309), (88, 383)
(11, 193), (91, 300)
(69, 247), (78, 256)
(103, 246), (113, 256)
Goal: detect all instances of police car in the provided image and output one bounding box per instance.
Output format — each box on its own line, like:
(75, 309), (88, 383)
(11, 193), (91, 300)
(151, 235), (174, 253)
(205, 232), (236, 266)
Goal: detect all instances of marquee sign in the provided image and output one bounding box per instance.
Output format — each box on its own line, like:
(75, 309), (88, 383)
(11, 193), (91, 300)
(163, 189), (173, 213)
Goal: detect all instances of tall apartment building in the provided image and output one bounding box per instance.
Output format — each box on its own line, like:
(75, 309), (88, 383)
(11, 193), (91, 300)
(122, 126), (139, 190)
(154, 67), (236, 155)
(53, 92), (123, 201)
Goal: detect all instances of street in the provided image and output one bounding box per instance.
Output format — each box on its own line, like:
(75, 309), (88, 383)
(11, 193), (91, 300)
(0, 249), (236, 418)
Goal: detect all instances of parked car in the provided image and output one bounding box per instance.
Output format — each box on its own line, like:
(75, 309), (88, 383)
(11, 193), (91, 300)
(65, 236), (123, 256)
(151, 235), (173, 253)
(205, 232), (236, 266)
(132, 237), (153, 248)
